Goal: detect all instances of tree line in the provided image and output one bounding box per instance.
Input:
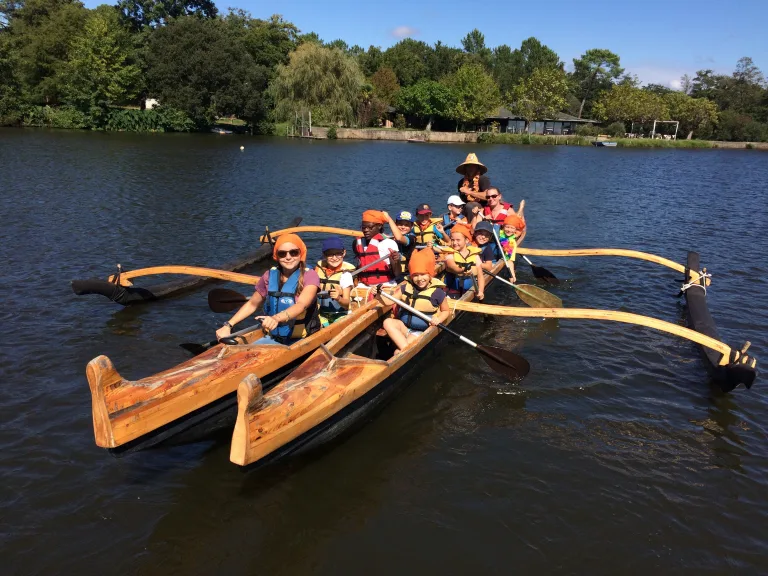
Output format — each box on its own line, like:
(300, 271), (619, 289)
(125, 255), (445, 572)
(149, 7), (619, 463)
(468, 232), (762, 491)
(1, 0), (766, 141)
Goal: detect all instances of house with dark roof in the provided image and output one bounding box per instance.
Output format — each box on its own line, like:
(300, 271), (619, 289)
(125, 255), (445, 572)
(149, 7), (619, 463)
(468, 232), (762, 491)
(483, 107), (599, 135)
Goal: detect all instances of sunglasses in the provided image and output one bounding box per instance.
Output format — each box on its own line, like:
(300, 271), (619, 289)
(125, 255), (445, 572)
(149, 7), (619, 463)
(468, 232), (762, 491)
(487, 194), (500, 199)
(324, 250), (345, 257)
(276, 249), (301, 258)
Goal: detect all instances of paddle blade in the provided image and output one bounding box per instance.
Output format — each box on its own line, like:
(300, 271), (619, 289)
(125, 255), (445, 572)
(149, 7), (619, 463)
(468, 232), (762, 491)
(179, 342), (211, 356)
(530, 264), (560, 285)
(208, 288), (248, 313)
(515, 284), (563, 308)
(477, 345), (530, 380)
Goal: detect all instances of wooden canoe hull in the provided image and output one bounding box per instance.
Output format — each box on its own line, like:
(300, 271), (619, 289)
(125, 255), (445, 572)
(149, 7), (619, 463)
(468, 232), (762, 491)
(230, 260), (507, 468)
(87, 297), (383, 453)
(71, 216), (301, 305)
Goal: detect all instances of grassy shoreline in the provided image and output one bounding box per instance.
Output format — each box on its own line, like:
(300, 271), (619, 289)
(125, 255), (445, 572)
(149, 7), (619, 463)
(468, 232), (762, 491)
(476, 132), (767, 149)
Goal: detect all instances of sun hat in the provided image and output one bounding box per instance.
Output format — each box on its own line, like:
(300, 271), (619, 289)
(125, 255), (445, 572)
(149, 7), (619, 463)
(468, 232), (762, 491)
(455, 153), (487, 176)
(321, 236), (345, 253)
(447, 194), (465, 206)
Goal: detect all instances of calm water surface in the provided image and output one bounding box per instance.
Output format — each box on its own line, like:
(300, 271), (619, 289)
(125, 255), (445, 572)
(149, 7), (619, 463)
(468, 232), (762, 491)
(1, 129), (768, 575)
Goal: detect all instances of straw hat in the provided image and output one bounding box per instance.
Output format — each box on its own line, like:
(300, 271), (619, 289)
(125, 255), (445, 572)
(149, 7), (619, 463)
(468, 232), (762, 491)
(455, 153), (487, 175)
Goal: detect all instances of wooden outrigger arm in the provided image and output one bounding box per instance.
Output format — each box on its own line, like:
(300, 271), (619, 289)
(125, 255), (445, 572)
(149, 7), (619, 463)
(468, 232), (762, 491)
(260, 226), (363, 243)
(108, 265), (261, 286)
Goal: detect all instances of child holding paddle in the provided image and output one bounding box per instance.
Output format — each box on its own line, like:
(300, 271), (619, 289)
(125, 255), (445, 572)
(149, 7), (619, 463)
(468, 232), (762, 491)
(315, 237), (356, 326)
(382, 248), (450, 353)
(443, 223), (485, 300)
(473, 221), (502, 271)
(498, 213), (525, 282)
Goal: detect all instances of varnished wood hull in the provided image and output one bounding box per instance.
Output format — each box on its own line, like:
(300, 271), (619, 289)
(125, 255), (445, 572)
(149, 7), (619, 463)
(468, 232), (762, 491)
(230, 260), (507, 468)
(86, 298), (383, 454)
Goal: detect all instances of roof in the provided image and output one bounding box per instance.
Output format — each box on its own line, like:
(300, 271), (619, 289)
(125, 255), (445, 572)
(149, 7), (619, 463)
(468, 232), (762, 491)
(488, 107), (598, 123)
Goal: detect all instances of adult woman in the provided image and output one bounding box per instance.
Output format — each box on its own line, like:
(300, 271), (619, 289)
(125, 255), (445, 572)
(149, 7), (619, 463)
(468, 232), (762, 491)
(215, 234), (320, 344)
(443, 223), (485, 300)
(457, 153), (492, 204)
(482, 187), (514, 227)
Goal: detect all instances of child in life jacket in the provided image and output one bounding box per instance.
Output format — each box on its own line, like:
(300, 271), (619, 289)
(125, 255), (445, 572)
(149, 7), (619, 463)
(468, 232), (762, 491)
(382, 210), (417, 280)
(441, 195), (467, 233)
(315, 236), (356, 326)
(443, 223), (485, 299)
(413, 203), (448, 248)
(353, 210), (401, 286)
(473, 221), (502, 271)
(382, 248), (450, 353)
(498, 213), (526, 283)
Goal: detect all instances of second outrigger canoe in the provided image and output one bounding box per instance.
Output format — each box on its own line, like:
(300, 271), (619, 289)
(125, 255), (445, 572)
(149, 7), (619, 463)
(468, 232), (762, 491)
(87, 294), (388, 454)
(229, 260), (507, 468)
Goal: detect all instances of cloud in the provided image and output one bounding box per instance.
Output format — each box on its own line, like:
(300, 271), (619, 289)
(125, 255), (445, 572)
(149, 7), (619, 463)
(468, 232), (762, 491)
(391, 26), (419, 39)
(624, 64), (689, 89)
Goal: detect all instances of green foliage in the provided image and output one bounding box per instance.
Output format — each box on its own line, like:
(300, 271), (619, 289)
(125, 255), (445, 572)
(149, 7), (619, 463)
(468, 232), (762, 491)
(493, 37), (563, 94)
(478, 132), (592, 146)
(430, 40), (464, 79)
(326, 124), (337, 139)
(370, 66), (399, 105)
(664, 91), (718, 139)
(604, 121), (626, 137)
(356, 82), (387, 127)
(508, 66), (568, 125)
(574, 123), (599, 136)
(570, 48), (623, 118)
(592, 84), (668, 123)
(395, 79), (455, 128)
(0, 33), (23, 124)
(104, 106), (194, 131)
(444, 62), (500, 126)
(117, 0), (217, 31)
(393, 113), (406, 129)
(356, 45), (382, 77)
(382, 38), (431, 86)
(62, 5), (141, 125)
(22, 104), (89, 128)
(460, 28), (491, 69)
(716, 110), (768, 141)
(270, 42), (364, 126)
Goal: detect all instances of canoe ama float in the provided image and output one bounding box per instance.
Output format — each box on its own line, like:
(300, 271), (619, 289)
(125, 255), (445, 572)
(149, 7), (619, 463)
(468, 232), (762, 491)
(229, 260), (506, 468)
(87, 294), (390, 454)
(71, 216), (302, 306)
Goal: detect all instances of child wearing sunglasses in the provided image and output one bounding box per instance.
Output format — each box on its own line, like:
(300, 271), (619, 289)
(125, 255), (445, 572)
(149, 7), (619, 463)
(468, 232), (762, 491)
(215, 233), (321, 344)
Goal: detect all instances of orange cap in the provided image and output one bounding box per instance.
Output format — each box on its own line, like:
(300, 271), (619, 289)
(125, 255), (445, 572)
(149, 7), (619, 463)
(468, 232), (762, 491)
(503, 213), (526, 229)
(362, 210), (387, 224)
(272, 233), (307, 262)
(451, 222), (473, 241)
(408, 248), (436, 277)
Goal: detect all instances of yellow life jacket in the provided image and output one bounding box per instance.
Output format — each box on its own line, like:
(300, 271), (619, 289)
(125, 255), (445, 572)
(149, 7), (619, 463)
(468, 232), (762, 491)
(452, 246), (482, 275)
(315, 260), (356, 316)
(398, 278), (446, 331)
(413, 218), (445, 246)
(445, 246), (482, 294)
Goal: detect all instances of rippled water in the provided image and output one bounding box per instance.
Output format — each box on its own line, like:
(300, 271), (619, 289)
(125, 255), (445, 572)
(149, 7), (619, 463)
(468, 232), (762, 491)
(1, 129), (767, 574)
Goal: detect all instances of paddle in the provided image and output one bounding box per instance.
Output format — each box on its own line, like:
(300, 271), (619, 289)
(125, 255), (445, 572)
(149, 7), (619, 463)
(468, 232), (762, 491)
(520, 255), (560, 284)
(482, 268), (563, 308)
(377, 290), (530, 381)
(259, 226), (363, 242)
(179, 321), (264, 356)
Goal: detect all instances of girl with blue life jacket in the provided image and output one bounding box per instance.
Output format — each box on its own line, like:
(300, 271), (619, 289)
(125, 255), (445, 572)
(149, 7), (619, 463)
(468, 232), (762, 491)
(353, 210), (401, 286)
(383, 248), (450, 354)
(473, 221), (502, 271)
(215, 234), (320, 345)
(315, 236), (355, 327)
(442, 195), (467, 233)
(382, 210), (417, 279)
(443, 223), (486, 299)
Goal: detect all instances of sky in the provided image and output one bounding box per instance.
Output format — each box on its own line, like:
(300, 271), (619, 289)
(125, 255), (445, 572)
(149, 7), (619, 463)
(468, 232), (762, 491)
(97, 0), (768, 87)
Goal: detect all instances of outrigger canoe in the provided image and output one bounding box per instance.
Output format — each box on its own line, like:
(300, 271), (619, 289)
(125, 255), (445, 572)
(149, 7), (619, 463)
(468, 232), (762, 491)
(87, 294), (386, 454)
(229, 260), (507, 468)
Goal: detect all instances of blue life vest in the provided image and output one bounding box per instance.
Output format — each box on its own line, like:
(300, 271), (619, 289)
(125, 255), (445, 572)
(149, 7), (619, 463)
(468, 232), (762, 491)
(263, 267), (319, 341)
(442, 213), (466, 232)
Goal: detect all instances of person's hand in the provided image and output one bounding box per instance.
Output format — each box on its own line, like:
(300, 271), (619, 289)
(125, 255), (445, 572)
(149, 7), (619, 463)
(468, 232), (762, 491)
(389, 249), (401, 263)
(426, 240), (433, 248)
(510, 270), (517, 283)
(257, 315), (279, 332)
(477, 291), (485, 301)
(215, 325), (231, 340)
(429, 317), (441, 327)
(381, 211), (390, 222)
(329, 286), (339, 300)
(435, 223), (444, 234)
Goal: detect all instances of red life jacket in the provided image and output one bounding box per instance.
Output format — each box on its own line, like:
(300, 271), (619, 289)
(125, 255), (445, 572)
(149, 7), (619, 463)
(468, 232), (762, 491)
(353, 234), (395, 286)
(483, 202), (513, 226)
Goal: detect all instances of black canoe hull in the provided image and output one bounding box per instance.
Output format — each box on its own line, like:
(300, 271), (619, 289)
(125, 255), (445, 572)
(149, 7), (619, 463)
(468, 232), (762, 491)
(684, 251), (757, 392)
(72, 216), (302, 306)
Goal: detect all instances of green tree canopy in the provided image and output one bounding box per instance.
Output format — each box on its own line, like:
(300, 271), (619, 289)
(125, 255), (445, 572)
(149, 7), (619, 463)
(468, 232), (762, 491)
(382, 38), (432, 86)
(270, 42), (364, 125)
(664, 91), (718, 139)
(508, 66), (568, 128)
(356, 44), (382, 76)
(224, 12), (298, 70)
(460, 28), (490, 69)
(592, 84), (668, 124)
(571, 48), (623, 118)
(395, 78), (455, 130)
(62, 4), (141, 122)
(370, 65), (399, 105)
(429, 40), (464, 80)
(444, 62), (500, 127)
(117, 0), (217, 31)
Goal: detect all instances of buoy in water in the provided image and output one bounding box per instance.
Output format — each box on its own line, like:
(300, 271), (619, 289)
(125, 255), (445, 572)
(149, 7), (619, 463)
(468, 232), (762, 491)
(240, 145), (244, 151)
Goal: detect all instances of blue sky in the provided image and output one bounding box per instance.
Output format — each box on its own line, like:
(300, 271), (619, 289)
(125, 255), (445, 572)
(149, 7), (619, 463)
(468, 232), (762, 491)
(99, 0), (768, 87)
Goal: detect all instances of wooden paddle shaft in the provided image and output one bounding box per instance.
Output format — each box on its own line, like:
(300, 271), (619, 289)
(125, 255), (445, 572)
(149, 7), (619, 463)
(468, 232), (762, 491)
(110, 266), (261, 286)
(260, 226), (363, 242)
(516, 247), (709, 285)
(451, 300), (735, 365)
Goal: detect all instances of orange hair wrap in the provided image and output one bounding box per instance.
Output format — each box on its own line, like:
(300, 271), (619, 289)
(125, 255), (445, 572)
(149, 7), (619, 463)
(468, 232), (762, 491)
(272, 233), (307, 262)
(407, 248), (436, 277)
(451, 223), (473, 241)
(503, 213), (526, 229)
(362, 210), (387, 224)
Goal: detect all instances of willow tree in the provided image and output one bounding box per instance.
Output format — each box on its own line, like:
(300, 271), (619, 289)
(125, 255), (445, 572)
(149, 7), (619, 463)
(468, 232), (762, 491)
(270, 42), (364, 126)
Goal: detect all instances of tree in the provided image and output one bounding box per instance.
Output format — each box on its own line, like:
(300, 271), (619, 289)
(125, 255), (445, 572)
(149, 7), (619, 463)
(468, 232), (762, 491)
(680, 74), (693, 95)
(664, 91), (718, 139)
(0, 32), (22, 123)
(460, 28), (490, 69)
(592, 84), (668, 125)
(395, 79), (455, 130)
(571, 48), (623, 118)
(117, 0), (217, 31)
(357, 44), (382, 76)
(444, 62), (500, 128)
(492, 37), (563, 94)
(270, 42), (364, 125)
(297, 31), (322, 44)
(0, 0), (23, 29)
(508, 66), (568, 133)
(224, 12), (298, 70)
(370, 66), (399, 105)
(326, 38), (348, 52)
(429, 40), (464, 80)
(146, 16), (269, 127)
(643, 83), (672, 95)
(62, 5), (141, 123)
(382, 38), (432, 86)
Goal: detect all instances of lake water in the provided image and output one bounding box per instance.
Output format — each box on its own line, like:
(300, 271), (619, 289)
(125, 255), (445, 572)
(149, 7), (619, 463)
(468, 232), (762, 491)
(1, 129), (767, 575)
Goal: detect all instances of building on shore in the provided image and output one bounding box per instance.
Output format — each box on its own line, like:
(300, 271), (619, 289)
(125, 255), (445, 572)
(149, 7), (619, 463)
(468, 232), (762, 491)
(482, 107), (599, 135)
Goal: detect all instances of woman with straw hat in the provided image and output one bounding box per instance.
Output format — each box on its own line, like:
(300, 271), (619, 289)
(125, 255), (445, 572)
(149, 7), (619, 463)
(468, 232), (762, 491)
(456, 152), (492, 205)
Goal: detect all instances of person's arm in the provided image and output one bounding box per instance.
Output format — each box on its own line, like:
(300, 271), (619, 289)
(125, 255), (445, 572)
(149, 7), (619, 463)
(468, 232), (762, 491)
(381, 211), (406, 244)
(216, 290), (265, 339)
(443, 254), (464, 275)
(473, 255), (485, 300)
(429, 292), (451, 326)
(259, 282), (319, 333)
(333, 272), (354, 309)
